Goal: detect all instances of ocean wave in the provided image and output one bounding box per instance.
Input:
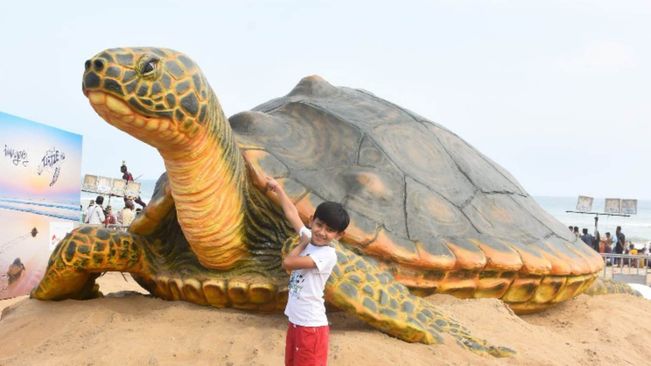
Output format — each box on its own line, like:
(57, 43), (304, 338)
(0, 198), (79, 212)
(0, 203), (79, 222)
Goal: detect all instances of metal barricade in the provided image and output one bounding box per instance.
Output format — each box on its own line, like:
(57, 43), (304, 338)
(599, 253), (650, 285)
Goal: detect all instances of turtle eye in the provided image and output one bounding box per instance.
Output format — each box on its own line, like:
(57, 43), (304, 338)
(142, 59), (158, 75)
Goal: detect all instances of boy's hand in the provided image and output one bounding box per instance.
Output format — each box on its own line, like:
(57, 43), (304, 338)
(264, 176), (304, 233)
(265, 177), (281, 194)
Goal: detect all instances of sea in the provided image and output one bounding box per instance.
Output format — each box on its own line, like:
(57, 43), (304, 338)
(4, 179), (650, 247)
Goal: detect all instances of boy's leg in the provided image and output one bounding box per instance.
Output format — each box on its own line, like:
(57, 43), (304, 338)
(293, 325), (329, 366)
(285, 323), (296, 366)
(314, 326), (329, 365)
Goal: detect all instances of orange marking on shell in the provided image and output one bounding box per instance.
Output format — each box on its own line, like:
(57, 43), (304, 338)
(412, 242), (456, 269)
(342, 221), (377, 247)
(498, 240), (551, 275)
(425, 196), (457, 223)
(444, 239), (486, 270)
(580, 246), (605, 273)
(538, 242), (572, 276)
(542, 241), (584, 275)
(560, 242), (593, 275)
(355, 172), (390, 199)
(363, 229), (418, 263)
(490, 207), (513, 223)
(468, 239), (522, 271)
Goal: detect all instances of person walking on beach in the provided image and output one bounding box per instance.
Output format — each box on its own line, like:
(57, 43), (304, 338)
(266, 177), (349, 366)
(85, 196), (105, 225)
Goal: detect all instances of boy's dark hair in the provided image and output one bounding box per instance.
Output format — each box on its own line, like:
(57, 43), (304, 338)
(95, 195), (104, 205)
(582, 228), (588, 234)
(314, 201), (350, 232)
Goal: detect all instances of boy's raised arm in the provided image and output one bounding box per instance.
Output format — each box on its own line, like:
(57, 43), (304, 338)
(266, 177), (304, 233)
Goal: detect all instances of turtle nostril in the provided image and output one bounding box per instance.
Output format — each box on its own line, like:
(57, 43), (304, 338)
(84, 60), (91, 71)
(93, 59), (105, 71)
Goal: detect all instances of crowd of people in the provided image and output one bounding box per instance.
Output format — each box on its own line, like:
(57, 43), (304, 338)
(82, 196), (139, 227)
(569, 224), (651, 267)
(81, 162), (145, 229)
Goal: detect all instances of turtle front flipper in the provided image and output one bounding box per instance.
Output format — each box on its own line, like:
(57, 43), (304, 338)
(326, 243), (515, 358)
(31, 226), (147, 300)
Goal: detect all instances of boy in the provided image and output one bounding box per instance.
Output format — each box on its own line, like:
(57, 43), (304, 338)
(266, 177), (349, 366)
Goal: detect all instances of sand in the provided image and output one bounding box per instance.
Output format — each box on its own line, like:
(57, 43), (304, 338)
(1, 272), (650, 366)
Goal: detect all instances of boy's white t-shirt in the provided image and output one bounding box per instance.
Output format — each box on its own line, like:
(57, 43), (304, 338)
(284, 226), (338, 327)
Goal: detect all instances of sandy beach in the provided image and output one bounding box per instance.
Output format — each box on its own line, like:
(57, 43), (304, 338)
(1, 272), (650, 365)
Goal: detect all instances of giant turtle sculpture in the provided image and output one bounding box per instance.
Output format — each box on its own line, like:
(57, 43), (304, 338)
(33, 47), (608, 357)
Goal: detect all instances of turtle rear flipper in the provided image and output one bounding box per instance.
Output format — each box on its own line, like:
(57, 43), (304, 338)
(326, 243), (515, 357)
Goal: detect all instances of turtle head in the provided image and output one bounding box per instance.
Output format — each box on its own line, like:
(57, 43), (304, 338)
(82, 47), (216, 150)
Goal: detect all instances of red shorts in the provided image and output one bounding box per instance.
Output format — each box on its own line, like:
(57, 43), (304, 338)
(285, 322), (329, 366)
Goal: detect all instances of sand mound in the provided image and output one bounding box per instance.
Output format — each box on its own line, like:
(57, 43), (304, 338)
(1, 273), (650, 365)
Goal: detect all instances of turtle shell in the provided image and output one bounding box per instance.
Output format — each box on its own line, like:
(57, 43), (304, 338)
(229, 76), (602, 293)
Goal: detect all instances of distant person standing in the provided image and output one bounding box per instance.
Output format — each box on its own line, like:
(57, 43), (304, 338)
(103, 205), (117, 226)
(615, 226), (626, 254)
(82, 199), (95, 224)
(120, 162), (147, 208)
(573, 226), (580, 239)
(614, 226), (626, 265)
(85, 196), (105, 224)
(591, 230), (600, 252)
(580, 228), (593, 247)
(118, 199), (136, 227)
(602, 232), (614, 253)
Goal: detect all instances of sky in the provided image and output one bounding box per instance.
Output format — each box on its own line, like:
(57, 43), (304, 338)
(1, 0), (649, 200)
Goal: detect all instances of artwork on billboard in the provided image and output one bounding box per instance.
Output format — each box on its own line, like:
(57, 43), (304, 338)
(81, 174), (141, 198)
(575, 195), (593, 212)
(604, 198), (621, 214)
(0, 111), (82, 299)
(82, 174), (98, 192)
(621, 199), (637, 215)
